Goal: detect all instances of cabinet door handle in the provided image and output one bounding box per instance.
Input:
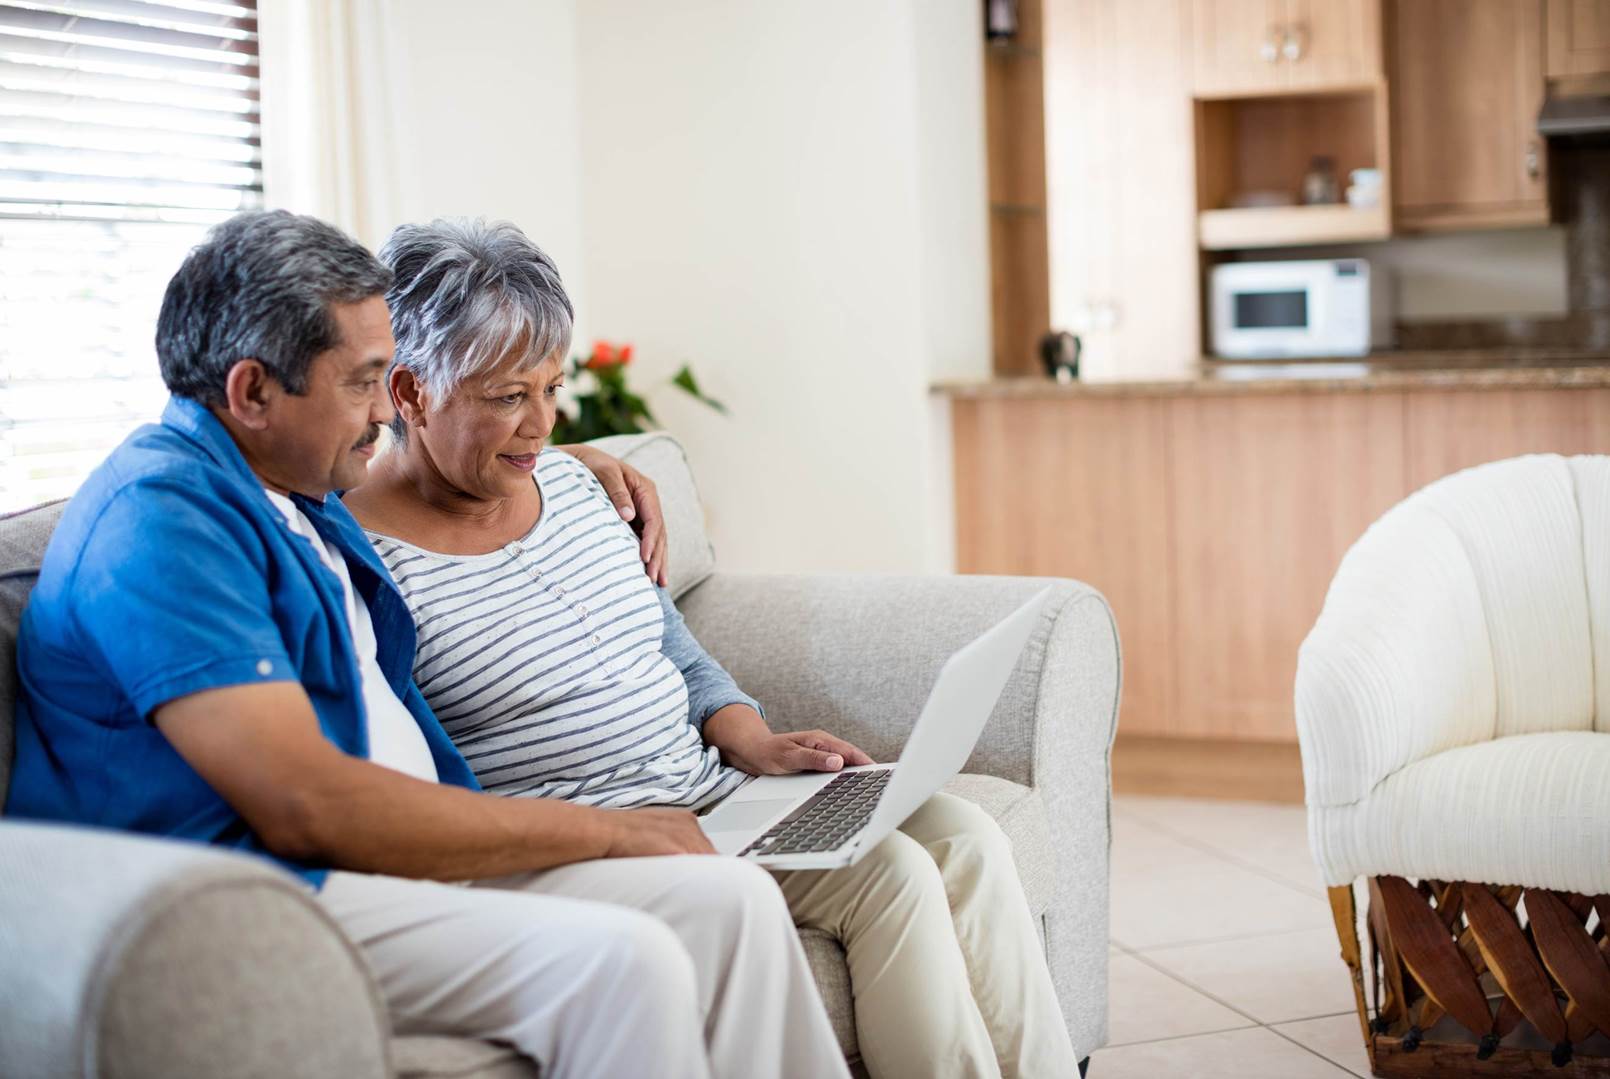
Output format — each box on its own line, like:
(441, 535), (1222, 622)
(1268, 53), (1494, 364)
(1260, 25), (1281, 63)
(1281, 24), (1306, 61)
(1525, 140), (1541, 180)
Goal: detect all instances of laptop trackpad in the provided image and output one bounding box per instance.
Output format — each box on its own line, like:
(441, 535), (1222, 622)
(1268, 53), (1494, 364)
(704, 798), (795, 833)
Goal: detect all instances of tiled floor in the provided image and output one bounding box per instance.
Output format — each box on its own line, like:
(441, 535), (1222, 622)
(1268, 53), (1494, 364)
(1094, 795), (1373, 1078)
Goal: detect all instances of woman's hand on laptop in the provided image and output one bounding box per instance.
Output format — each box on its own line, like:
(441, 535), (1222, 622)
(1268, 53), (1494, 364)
(704, 704), (874, 776)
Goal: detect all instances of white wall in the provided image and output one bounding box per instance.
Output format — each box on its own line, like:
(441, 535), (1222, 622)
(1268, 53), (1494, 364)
(264, 0), (990, 575)
(264, 0), (593, 331)
(386, 0), (591, 331)
(574, 0), (984, 575)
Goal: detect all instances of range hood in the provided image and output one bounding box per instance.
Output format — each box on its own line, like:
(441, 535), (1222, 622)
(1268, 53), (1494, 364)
(1538, 93), (1610, 139)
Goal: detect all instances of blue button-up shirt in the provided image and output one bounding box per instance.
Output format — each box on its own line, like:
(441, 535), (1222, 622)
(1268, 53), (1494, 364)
(5, 396), (480, 886)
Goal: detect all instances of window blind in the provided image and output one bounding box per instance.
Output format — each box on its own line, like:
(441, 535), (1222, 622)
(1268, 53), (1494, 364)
(0, 0), (261, 512)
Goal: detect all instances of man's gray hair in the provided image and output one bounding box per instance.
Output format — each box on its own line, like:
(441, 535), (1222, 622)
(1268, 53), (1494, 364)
(155, 210), (392, 406)
(379, 218), (573, 436)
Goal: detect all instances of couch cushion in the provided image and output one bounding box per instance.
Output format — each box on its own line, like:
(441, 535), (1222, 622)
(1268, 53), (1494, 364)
(583, 433), (714, 601)
(1309, 730), (1610, 894)
(0, 500), (67, 806)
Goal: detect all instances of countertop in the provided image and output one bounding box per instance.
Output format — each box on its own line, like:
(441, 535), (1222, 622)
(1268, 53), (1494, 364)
(933, 350), (1610, 399)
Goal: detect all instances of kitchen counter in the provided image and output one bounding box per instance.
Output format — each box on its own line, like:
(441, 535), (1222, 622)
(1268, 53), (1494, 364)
(934, 351), (1610, 399)
(947, 350), (1610, 751)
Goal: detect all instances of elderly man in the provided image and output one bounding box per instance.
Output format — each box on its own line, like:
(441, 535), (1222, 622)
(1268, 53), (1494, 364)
(5, 210), (847, 1079)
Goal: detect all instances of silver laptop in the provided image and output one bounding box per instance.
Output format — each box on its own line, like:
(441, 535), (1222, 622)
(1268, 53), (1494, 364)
(699, 588), (1051, 870)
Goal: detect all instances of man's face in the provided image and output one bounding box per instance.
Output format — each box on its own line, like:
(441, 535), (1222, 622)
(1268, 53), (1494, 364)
(259, 296), (396, 497)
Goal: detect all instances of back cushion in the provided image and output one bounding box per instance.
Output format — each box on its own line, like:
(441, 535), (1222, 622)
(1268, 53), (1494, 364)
(1412, 455), (1593, 738)
(0, 500), (68, 806)
(1570, 456), (1610, 733)
(583, 433), (716, 600)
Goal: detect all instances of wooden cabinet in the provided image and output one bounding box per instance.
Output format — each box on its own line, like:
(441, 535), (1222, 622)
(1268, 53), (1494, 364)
(1192, 0), (1383, 97)
(1192, 0), (1287, 96)
(1042, 0), (1199, 381)
(1547, 0), (1610, 76)
(950, 381), (1610, 743)
(1391, 0), (1549, 232)
(983, 0), (1051, 377)
(1283, 0), (1385, 91)
(1167, 392), (1406, 739)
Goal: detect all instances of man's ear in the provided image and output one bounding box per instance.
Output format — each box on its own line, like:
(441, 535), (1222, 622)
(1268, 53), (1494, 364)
(390, 365), (428, 429)
(221, 359), (276, 430)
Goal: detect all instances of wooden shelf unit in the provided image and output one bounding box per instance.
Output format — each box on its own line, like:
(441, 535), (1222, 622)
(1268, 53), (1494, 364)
(983, 0), (1051, 378)
(1193, 85), (1394, 250)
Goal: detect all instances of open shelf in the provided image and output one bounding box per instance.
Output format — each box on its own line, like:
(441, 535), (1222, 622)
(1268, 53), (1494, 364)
(1198, 202), (1389, 249)
(1193, 87), (1391, 251)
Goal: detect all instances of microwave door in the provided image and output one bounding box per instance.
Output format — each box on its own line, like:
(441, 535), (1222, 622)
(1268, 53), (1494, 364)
(1226, 287), (1313, 358)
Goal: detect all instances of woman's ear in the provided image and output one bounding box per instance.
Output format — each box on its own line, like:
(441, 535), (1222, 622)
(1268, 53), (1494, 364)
(221, 358), (275, 430)
(390, 365), (428, 429)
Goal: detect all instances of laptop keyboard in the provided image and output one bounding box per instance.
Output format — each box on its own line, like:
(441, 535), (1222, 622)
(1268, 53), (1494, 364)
(740, 768), (894, 857)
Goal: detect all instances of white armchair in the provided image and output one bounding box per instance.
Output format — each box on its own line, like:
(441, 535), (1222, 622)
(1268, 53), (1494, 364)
(1297, 454), (1610, 1077)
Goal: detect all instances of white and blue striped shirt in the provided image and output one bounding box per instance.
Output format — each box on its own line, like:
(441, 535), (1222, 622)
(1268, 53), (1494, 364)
(366, 450), (752, 810)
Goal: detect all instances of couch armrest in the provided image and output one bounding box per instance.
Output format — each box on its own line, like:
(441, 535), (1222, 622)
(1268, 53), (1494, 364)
(0, 820), (391, 1079)
(677, 572), (1120, 1050)
(678, 573), (1119, 784)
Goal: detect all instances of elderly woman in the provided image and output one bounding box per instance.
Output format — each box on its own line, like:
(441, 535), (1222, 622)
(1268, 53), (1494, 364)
(342, 219), (1080, 1079)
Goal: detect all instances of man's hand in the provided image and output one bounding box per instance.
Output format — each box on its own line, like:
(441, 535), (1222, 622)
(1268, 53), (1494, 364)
(601, 807), (715, 857)
(557, 443), (668, 587)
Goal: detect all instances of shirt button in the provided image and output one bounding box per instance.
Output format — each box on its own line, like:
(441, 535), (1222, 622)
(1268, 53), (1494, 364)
(591, 635), (602, 645)
(555, 586), (566, 596)
(576, 604), (587, 617)
(256, 659), (273, 676)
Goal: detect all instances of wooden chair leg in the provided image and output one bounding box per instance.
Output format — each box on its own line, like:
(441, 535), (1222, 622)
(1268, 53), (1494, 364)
(1329, 884), (1374, 1060)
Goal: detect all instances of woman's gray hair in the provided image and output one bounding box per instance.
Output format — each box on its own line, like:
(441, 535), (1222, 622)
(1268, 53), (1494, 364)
(379, 218), (573, 437)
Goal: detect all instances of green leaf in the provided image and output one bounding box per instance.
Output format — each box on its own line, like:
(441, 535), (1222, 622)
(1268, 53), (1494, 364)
(671, 364), (728, 414)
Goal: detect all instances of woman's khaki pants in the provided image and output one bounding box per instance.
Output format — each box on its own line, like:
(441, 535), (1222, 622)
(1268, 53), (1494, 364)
(774, 792), (1080, 1079)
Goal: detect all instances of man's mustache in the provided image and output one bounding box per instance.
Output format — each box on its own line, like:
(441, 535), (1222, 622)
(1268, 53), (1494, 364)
(353, 425), (382, 450)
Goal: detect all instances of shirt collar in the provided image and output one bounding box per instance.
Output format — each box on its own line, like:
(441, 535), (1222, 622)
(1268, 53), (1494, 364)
(160, 394), (339, 522)
(160, 394), (265, 490)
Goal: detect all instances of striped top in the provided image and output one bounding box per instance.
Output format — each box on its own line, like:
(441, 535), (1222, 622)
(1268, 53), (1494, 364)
(365, 450), (751, 810)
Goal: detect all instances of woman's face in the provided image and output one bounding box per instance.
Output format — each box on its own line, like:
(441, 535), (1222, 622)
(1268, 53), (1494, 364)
(415, 348), (565, 502)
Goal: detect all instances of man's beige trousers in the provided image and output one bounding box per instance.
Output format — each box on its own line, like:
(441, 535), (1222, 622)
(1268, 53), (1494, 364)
(317, 855), (848, 1079)
(775, 792), (1080, 1079)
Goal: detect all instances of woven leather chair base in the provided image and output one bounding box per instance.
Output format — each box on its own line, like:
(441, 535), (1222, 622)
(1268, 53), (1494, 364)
(1328, 878), (1610, 1077)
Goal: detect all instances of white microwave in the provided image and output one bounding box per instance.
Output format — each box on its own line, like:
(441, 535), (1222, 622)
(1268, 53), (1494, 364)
(1210, 259), (1392, 359)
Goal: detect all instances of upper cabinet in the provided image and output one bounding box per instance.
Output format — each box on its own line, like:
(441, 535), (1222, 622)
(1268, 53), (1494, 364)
(1192, 0), (1383, 97)
(1390, 0), (1549, 232)
(1547, 0), (1610, 76)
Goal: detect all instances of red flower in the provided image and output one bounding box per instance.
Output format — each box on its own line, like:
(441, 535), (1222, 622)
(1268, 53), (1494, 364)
(617, 344), (634, 365)
(587, 340), (615, 369)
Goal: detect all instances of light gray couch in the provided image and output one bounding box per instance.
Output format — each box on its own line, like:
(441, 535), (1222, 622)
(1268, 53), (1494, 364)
(0, 432), (1119, 1078)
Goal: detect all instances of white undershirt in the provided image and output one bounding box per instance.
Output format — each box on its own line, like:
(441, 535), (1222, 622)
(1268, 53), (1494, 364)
(264, 490), (439, 785)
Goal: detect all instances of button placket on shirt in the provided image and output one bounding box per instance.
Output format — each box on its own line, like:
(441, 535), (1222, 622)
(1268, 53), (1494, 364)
(510, 542), (605, 657)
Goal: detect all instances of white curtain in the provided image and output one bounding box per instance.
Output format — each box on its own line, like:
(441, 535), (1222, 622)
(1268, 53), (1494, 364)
(257, 0), (412, 250)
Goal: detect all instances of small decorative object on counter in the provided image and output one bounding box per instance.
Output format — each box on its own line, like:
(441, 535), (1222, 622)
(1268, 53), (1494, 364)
(1039, 330), (1081, 383)
(1301, 155), (1340, 205)
(550, 340), (727, 444)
